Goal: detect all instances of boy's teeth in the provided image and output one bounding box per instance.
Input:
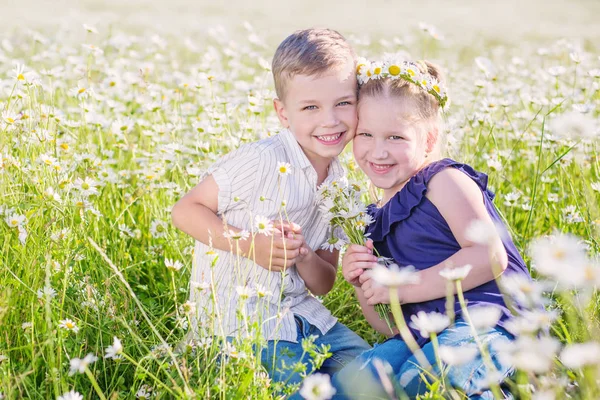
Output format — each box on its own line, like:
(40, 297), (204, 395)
(317, 133), (342, 142)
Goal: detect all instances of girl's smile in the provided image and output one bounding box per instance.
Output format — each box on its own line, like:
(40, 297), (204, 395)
(353, 95), (433, 204)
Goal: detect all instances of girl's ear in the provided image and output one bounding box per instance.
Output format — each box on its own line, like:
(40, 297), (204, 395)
(426, 128), (439, 154)
(273, 98), (290, 128)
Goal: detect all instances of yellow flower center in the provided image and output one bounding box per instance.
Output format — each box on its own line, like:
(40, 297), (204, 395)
(279, 166), (287, 174)
(17, 74), (25, 81)
(10, 219), (18, 226)
(407, 68), (416, 77)
(388, 65), (401, 76)
(76, 201), (85, 208)
(78, 88), (86, 94)
(81, 182), (90, 190)
(356, 63), (365, 74)
(66, 322), (74, 329)
(552, 249), (566, 260)
(433, 85), (441, 93)
(6, 118), (14, 124)
(60, 143), (69, 150)
(373, 67), (382, 75)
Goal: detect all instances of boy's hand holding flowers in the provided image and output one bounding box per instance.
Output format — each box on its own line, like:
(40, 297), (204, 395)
(252, 220), (307, 271)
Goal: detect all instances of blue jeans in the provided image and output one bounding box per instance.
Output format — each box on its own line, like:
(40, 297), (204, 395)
(331, 319), (514, 399)
(261, 315), (371, 389)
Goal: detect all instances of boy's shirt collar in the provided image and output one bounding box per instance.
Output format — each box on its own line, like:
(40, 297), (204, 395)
(280, 128), (344, 179)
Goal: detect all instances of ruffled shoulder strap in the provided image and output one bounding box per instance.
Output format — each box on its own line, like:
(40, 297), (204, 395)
(366, 158), (494, 241)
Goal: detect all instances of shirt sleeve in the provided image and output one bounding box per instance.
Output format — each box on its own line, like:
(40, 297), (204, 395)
(204, 145), (260, 214)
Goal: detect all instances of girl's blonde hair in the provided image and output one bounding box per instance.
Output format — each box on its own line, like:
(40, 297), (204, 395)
(358, 60), (446, 159)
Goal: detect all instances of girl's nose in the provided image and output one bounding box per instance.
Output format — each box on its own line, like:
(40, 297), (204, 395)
(372, 140), (388, 159)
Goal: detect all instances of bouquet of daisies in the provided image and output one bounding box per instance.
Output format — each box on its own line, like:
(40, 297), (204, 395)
(317, 177), (393, 326)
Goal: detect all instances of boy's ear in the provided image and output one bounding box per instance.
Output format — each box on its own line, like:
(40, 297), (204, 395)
(273, 98), (290, 128)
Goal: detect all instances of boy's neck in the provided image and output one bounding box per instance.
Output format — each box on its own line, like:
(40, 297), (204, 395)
(305, 152), (332, 186)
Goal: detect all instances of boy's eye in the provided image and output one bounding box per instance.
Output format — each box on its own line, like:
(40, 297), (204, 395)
(389, 135), (404, 140)
(303, 105), (317, 111)
(357, 132), (372, 137)
(337, 101), (352, 106)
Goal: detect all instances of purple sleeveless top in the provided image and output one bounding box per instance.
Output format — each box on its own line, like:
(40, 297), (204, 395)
(366, 158), (531, 344)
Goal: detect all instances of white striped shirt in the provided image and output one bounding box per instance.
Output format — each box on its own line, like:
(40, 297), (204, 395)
(190, 129), (340, 342)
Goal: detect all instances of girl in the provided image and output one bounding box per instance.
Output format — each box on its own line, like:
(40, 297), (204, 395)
(330, 60), (531, 399)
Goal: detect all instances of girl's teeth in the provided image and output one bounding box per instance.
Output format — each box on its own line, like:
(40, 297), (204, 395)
(317, 133), (342, 142)
(371, 163), (392, 171)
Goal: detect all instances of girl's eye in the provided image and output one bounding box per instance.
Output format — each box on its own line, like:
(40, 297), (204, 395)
(389, 135), (404, 140)
(357, 132), (372, 137)
(303, 105), (317, 111)
(337, 101), (352, 106)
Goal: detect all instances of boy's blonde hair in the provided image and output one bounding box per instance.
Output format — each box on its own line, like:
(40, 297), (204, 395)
(358, 60), (446, 158)
(272, 28), (356, 100)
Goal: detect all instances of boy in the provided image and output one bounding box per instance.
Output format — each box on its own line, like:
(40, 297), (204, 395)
(171, 28), (370, 386)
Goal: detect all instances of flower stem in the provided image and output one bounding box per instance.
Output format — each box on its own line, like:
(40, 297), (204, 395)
(388, 287), (432, 372)
(455, 281), (503, 399)
(84, 368), (108, 400)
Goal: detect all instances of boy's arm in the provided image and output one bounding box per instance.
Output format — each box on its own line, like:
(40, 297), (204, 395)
(294, 248), (338, 296)
(399, 167), (509, 304)
(171, 175), (252, 256)
(171, 175), (303, 271)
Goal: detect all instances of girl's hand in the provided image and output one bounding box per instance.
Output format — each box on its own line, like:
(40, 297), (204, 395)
(342, 240), (378, 287)
(359, 274), (393, 305)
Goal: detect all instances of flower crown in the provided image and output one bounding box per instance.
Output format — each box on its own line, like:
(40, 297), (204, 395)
(356, 57), (449, 108)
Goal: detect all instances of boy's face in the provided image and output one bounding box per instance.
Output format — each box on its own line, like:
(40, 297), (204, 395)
(274, 60), (357, 166)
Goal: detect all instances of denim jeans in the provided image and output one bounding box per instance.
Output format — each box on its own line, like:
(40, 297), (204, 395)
(261, 315), (371, 389)
(331, 319), (514, 399)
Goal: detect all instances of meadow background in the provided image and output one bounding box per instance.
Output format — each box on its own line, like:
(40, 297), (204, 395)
(1, 0), (600, 398)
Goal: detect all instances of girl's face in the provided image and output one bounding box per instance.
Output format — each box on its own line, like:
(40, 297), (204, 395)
(353, 95), (432, 203)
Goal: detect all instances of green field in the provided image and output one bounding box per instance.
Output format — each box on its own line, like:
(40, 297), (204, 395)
(1, 2), (600, 399)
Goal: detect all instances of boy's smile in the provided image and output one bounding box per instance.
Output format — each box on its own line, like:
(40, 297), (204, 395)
(273, 59), (357, 170)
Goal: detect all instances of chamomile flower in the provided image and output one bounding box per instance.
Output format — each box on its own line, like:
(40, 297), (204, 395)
(236, 286), (255, 300)
(58, 390), (83, 400)
(165, 258), (183, 272)
(560, 342), (600, 369)
(69, 353), (98, 375)
(299, 373), (336, 400)
(223, 229), (249, 241)
(369, 264), (420, 288)
(150, 220), (168, 238)
(5, 213), (26, 228)
(104, 336), (123, 359)
(438, 344), (479, 366)
(59, 319), (80, 333)
(439, 264), (472, 281)
(409, 311), (450, 338)
(254, 215), (273, 236)
(276, 161), (292, 177)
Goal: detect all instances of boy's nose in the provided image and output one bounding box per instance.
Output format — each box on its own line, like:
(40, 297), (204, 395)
(321, 109), (339, 128)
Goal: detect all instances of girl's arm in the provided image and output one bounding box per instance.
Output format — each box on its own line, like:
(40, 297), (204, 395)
(400, 167), (509, 304)
(355, 286), (397, 336)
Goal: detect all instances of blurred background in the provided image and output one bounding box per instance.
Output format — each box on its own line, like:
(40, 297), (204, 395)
(3, 0), (600, 46)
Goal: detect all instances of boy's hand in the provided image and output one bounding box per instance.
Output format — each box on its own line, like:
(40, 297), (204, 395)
(342, 240), (378, 287)
(252, 221), (306, 271)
